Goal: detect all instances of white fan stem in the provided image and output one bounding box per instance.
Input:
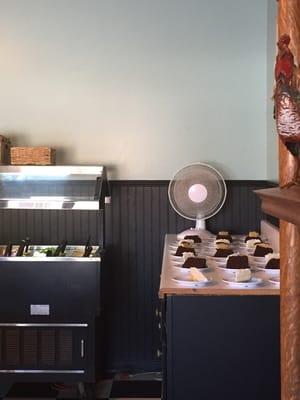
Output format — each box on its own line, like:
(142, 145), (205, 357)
(195, 219), (206, 230)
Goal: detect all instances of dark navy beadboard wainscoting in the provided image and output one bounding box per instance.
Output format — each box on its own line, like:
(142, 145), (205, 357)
(103, 180), (275, 373)
(0, 180), (275, 374)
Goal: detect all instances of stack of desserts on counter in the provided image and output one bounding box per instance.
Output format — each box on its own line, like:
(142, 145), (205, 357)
(244, 231), (262, 243)
(243, 231), (274, 257)
(214, 243), (234, 258)
(216, 231), (233, 243)
(174, 235), (208, 269)
(170, 229), (280, 285)
(175, 239), (196, 256)
(214, 231), (234, 257)
(241, 231), (280, 271)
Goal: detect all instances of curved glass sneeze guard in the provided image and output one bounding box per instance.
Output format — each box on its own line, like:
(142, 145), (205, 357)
(0, 166), (107, 210)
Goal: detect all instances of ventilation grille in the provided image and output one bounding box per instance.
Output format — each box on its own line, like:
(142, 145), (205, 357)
(23, 329), (38, 365)
(0, 327), (75, 369)
(59, 329), (73, 365)
(6, 329), (20, 365)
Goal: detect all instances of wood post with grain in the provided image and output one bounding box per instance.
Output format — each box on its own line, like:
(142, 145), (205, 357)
(277, 1), (300, 399)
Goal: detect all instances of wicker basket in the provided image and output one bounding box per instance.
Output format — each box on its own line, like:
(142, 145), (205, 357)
(0, 135), (11, 165)
(10, 147), (56, 165)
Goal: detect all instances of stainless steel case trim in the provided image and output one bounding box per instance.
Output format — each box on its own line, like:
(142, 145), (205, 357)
(0, 369), (85, 374)
(0, 199), (100, 210)
(0, 256), (101, 262)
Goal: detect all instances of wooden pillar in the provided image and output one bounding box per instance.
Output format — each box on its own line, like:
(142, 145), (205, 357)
(277, 2), (300, 399)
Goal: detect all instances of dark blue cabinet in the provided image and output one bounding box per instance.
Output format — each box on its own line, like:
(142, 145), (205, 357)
(161, 295), (280, 400)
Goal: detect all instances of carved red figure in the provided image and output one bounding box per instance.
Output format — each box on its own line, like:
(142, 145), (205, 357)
(275, 34), (294, 85)
(274, 34), (300, 186)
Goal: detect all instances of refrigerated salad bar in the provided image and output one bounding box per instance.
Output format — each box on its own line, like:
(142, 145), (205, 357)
(0, 166), (109, 399)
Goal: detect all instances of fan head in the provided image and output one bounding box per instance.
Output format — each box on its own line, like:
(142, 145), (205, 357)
(168, 163), (227, 222)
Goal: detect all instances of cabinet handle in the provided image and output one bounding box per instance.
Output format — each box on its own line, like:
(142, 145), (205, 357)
(155, 309), (162, 318)
(157, 349), (162, 358)
(158, 323), (161, 330)
(81, 339), (85, 358)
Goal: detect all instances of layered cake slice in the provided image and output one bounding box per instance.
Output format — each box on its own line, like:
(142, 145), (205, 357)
(216, 231), (233, 243)
(184, 235), (202, 243)
(214, 243), (234, 258)
(253, 243), (273, 257)
(265, 253), (280, 269)
(215, 238), (231, 245)
(179, 239), (194, 247)
(182, 252), (207, 269)
(175, 240), (196, 257)
(246, 238), (262, 249)
(244, 231), (262, 243)
(226, 254), (249, 269)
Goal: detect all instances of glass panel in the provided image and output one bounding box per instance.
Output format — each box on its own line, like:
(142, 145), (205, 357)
(0, 166), (105, 210)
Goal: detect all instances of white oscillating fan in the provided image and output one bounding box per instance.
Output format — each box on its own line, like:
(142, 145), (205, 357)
(168, 162), (227, 239)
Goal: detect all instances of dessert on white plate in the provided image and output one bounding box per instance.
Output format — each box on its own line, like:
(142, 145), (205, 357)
(215, 238), (231, 245)
(269, 276), (280, 285)
(246, 238), (263, 249)
(234, 268), (251, 282)
(181, 253), (208, 269)
(222, 274), (263, 287)
(255, 253), (280, 273)
(189, 267), (208, 282)
(265, 253), (280, 269)
(172, 267), (211, 287)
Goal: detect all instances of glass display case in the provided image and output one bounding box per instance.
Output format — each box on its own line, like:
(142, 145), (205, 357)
(0, 165), (108, 399)
(0, 165), (108, 210)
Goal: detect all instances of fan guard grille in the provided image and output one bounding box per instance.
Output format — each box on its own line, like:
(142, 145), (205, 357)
(168, 163), (227, 221)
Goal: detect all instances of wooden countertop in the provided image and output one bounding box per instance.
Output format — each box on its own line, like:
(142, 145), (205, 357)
(159, 234), (280, 298)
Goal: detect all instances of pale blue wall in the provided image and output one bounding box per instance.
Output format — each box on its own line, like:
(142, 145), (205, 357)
(0, 0), (268, 179)
(267, 0), (278, 182)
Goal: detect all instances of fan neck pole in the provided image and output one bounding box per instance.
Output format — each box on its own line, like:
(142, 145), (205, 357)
(195, 219), (206, 230)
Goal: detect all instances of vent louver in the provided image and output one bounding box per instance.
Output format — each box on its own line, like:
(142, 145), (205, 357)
(59, 329), (73, 365)
(0, 327), (78, 370)
(23, 329), (38, 365)
(6, 330), (20, 365)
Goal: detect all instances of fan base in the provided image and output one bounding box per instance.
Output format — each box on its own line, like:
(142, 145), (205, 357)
(177, 227), (214, 240)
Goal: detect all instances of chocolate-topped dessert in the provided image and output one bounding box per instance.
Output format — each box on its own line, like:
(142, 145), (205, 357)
(246, 238), (262, 249)
(214, 248), (234, 257)
(265, 258), (280, 269)
(184, 235), (202, 243)
(215, 238), (230, 245)
(183, 257), (207, 269)
(179, 239), (194, 247)
(253, 243), (273, 257)
(175, 246), (196, 257)
(214, 242), (233, 257)
(216, 231), (233, 243)
(226, 254), (249, 269)
(265, 253), (280, 269)
(244, 231), (261, 243)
